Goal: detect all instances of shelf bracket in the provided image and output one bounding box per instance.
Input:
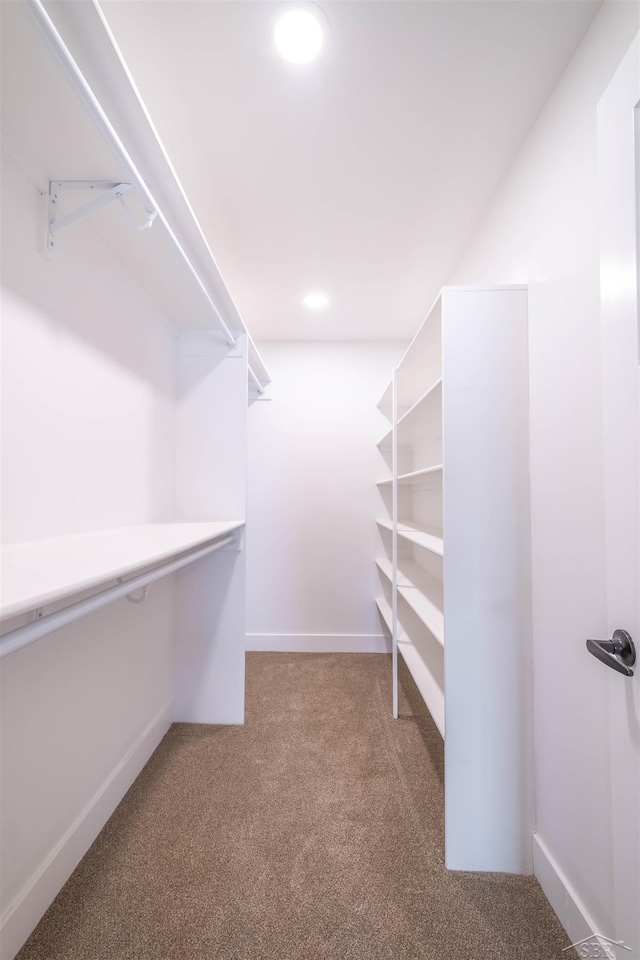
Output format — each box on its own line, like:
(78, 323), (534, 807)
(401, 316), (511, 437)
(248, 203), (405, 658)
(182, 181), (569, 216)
(47, 180), (133, 251)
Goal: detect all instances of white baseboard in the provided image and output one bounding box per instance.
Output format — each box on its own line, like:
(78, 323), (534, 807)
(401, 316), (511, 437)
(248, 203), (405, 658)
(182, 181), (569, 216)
(0, 698), (172, 960)
(246, 633), (392, 653)
(534, 833), (601, 956)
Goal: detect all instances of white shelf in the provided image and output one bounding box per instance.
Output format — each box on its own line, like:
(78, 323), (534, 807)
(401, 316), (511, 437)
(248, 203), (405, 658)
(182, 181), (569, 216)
(1, 2), (271, 395)
(0, 521), (244, 621)
(377, 378), (393, 419)
(399, 465), (442, 485)
(396, 378), (443, 445)
(376, 427), (393, 450)
(397, 522), (444, 557)
(398, 637), (445, 736)
(379, 554), (445, 730)
(397, 377), (442, 426)
(375, 596), (393, 634)
(397, 296), (442, 409)
(379, 519), (444, 558)
(377, 465), (443, 487)
(378, 558), (444, 645)
(374, 285), (532, 871)
(377, 556), (445, 732)
(375, 558), (394, 583)
(398, 586), (444, 647)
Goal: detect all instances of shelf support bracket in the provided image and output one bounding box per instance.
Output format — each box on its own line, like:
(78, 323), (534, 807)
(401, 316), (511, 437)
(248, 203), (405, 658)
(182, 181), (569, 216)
(47, 180), (133, 251)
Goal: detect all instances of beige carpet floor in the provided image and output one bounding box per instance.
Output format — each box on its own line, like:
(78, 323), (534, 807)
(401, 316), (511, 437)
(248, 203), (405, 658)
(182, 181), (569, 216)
(17, 653), (570, 960)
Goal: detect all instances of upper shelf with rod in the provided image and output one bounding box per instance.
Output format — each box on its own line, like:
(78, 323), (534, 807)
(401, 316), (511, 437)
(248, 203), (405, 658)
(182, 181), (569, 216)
(248, 336), (271, 397)
(0, 522), (244, 624)
(0, 521), (245, 660)
(2, 0), (270, 387)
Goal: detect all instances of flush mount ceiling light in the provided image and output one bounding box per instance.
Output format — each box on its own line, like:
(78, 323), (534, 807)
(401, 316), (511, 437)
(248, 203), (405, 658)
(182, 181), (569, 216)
(302, 292), (329, 309)
(274, 5), (327, 64)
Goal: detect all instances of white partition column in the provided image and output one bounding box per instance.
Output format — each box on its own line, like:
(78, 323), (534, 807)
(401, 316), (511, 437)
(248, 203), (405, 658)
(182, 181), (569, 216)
(442, 287), (531, 873)
(379, 285), (532, 874)
(173, 332), (248, 724)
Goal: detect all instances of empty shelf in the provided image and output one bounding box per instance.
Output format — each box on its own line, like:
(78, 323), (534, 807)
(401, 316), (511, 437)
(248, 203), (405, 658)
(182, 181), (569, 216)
(398, 587), (444, 646)
(377, 558), (417, 588)
(377, 466), (442, 487)
(377, 519), (443, 557)
(397, 523), (444, 556)
(375, 558), (394, 582)
(376, 427), (393, 449)
(377, 558), (444, 644)
(376, 596), (393, 634)
(398, 637), (445, 736)
(377, 379), (393, 418)
(0, 521), (244, 620)
(398, 465), (442, 485)
(396, 378), (443, 440)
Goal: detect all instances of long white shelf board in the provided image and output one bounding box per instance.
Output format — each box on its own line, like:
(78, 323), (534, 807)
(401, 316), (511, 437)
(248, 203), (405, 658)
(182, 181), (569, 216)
(378, 465), (443, 487)
(376, 559), (444, 645)
(375, 596), (393, 634)
(376, 428), (393, 450)
(398, 639), (445, 737)
(377, 379), (393, 417)
(398, 523), (444, 556)
(1, 4), (271, 393)
(398, 586), (444, 647)
(375, 558), (394, 583)
(375, 586), (445, 733)
(377, 519), (443, 557)
(376, 557), (415, 589)
(0, 521), (244, 621)
(397, 523), (444, 557)
(397, 377), (442, 424)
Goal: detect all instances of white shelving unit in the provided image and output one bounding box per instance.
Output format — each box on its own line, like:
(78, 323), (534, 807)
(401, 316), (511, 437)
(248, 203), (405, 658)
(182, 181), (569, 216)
(375, 285), (532, 874)
(1, 5), (257, 950)
(374, 375), (398, 716)
(1, 0), (270, 399)
(377, 465), (443, 487)
(0, 1), (253, 722)
(0, 522), (244, 623)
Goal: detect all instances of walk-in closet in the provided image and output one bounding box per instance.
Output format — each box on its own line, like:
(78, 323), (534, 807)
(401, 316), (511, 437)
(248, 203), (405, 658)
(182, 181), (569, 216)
(1, 2), (639, 959)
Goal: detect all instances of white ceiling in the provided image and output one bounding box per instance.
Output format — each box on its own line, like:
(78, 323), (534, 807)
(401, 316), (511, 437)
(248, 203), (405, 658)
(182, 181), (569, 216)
(100, 0), (600, 341)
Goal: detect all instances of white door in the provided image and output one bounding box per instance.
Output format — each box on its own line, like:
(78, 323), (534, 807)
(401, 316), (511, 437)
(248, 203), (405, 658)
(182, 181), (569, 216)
(596, 33), (640, 960)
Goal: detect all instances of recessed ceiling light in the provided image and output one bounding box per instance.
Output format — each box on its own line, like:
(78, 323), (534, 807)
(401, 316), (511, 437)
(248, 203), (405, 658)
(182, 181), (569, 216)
(302, 292), (329, 309)
(274, 6), (326, 64)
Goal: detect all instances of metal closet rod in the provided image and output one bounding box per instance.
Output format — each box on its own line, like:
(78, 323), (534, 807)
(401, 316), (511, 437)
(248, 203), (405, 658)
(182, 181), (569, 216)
(0, 534), (235, 660)
(248, 365), (265, 394)
(26, 0), (238, 349)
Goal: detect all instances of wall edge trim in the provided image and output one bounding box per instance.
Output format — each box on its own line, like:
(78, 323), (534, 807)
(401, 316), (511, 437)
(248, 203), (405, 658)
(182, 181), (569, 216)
(0, 698), (173, 960)
(533, 833), (600, 954)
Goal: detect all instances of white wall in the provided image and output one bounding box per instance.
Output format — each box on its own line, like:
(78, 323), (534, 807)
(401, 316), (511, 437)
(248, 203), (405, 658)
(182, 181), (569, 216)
(447, 1), (639, 945)
(246, 341), (404, 652)
(0, 151), (177, 957)
(0, 158), (176, 544)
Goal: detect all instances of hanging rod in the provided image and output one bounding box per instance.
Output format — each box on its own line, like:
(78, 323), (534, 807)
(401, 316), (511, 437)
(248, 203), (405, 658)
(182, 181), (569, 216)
(26, 0), (237, 349)
(248, 365), (265, 395)
(0, 534), (235, 660)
